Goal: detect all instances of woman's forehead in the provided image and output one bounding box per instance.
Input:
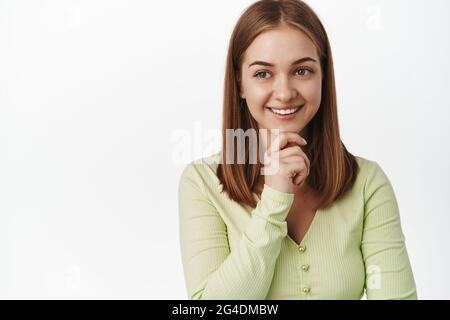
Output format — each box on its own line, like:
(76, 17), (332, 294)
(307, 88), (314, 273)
(243, 27), (319, 66)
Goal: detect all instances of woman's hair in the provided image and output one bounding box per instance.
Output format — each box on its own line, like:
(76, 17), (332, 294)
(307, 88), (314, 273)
(217, 0), (358, 209)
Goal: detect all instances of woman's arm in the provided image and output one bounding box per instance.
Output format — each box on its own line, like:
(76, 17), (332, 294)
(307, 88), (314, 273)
(178, 164), (294, 300)
(361, 161), (417, 299)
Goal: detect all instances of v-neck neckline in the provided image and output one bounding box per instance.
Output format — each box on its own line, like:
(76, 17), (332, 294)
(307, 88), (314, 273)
(253, 190), (322, 248)
(285, 207), (321, 248)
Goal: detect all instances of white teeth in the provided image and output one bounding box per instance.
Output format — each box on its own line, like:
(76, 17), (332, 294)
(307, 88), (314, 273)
(270, 107), (299, 115)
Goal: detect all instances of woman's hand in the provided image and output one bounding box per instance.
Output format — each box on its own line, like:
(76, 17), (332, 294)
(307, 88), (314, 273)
(262, 131), (310, 194)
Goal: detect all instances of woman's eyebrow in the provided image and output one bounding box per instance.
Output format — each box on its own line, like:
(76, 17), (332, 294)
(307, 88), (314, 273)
(248, 57), (317, 68)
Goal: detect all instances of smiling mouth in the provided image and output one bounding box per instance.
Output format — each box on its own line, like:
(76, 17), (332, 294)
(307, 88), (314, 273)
(266, 104), (305, 116)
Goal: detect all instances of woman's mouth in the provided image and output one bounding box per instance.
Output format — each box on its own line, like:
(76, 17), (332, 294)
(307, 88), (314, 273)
(266, 104), (304, 120)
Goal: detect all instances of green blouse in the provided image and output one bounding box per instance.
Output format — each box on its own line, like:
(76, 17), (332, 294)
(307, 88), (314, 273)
(178, 152), (417, 299)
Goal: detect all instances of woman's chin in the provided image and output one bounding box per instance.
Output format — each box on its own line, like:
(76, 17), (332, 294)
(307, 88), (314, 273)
(266, 124), (304, 133)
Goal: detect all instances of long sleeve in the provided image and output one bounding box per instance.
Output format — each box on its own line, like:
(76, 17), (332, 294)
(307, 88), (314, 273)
(361, 161), (417, 299)
(178, 164), (294, 300)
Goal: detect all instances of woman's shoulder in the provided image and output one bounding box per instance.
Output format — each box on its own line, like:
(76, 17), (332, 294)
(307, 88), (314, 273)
(354, 155), (390, 179)
(182, 151), (221, 174)
(178, 151), (222, 191)
(354, 155), (378, 176)
(352, 154), (396, 198)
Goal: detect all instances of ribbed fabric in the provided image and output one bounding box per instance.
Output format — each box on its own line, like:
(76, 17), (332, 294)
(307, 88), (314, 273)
(178, 152), (417, 300)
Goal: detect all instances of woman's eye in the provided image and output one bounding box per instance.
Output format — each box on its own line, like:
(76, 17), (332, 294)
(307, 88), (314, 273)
(255, 71), (270, 79)
(295, 68), (312, 76)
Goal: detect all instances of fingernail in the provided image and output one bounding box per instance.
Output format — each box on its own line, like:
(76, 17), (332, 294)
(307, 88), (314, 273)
(302, 138), (307, 145)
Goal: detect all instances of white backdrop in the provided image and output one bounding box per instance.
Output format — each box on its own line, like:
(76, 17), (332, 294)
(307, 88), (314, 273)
(0, 0), (449, 299)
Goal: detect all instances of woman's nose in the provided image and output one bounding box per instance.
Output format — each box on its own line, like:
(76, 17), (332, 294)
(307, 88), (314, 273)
(273, 76), (297, 102)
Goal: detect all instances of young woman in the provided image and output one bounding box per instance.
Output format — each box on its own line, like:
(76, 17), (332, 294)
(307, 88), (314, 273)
(178, 0), (417, 300)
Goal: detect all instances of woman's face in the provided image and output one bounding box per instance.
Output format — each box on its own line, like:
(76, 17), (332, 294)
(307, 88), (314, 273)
(239, 23), (322, 138)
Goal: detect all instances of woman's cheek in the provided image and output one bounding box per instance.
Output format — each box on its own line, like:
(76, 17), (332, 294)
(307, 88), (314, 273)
(302, 79), (322, 104)
(250, 88), (270, 108)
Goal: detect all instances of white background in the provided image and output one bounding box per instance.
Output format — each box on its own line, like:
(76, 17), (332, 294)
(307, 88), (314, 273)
(0, 0), (449, 299)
